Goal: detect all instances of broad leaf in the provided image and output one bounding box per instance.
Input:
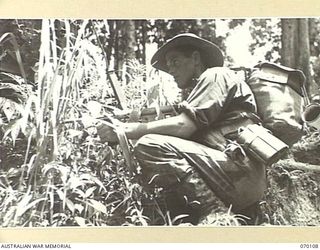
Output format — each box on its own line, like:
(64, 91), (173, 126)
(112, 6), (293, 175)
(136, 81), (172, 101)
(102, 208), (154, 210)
(65, 198), (75, 214)
(84, 186), (96, 198)
(88, 199), (107, 214)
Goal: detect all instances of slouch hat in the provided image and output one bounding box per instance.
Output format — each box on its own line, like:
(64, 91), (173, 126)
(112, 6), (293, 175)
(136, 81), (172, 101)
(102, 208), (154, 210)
(151, 33), (224, 73)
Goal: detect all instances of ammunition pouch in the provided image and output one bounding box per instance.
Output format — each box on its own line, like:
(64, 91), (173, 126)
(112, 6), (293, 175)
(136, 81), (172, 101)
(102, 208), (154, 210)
(219, 111), (288, 165)
(235, 124), (288, 165)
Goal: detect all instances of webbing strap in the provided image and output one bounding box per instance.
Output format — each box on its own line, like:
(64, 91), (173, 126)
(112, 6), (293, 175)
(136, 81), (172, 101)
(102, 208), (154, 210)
(217, 110), (261, 139)
(230, 66), (252, 82)
(301, 83), (310, 106)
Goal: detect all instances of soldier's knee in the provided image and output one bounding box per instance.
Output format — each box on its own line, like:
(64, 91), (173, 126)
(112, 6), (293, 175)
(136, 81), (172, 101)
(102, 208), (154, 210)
(134, 134), (160, 159)
(134, 134), (163, 153)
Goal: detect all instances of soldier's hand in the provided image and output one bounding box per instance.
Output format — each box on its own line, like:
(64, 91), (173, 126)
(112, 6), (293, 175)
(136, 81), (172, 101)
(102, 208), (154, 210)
(96, 123), (118, 143)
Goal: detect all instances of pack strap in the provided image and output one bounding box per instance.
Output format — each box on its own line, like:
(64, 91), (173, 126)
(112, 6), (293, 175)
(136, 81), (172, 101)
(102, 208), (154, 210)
(301, 81), (310, 106)
(216, 110), (262, 139)
(230, 66), (252, 82)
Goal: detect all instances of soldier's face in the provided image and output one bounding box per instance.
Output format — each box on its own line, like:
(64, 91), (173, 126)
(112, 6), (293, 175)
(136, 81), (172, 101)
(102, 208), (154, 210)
(165, 49), (196, 89)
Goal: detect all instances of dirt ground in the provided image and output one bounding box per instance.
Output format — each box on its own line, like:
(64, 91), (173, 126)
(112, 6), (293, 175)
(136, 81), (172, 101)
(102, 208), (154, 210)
(260, 132), (320, 226)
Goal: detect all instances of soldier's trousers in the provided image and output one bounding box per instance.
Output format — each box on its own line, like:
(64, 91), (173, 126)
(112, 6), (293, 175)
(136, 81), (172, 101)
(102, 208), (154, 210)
(133, 134), (266, 223)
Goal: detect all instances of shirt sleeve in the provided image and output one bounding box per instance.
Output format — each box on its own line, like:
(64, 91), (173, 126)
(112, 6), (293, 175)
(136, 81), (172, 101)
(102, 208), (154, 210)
(180, 67), (256, 128)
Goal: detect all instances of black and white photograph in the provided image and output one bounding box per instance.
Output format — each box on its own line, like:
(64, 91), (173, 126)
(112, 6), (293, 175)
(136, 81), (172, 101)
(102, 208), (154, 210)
(0, 17), (320, 230)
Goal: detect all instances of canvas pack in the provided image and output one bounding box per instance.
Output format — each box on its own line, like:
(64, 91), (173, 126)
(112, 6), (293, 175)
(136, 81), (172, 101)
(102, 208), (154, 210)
(247, 62), (306, 146)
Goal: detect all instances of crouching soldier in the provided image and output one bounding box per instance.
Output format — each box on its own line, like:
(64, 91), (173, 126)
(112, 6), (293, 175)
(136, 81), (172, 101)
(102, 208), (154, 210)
(97, 33), (266, 224)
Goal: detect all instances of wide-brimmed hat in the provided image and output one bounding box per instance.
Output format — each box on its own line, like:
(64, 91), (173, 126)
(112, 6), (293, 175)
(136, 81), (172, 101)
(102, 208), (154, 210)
(151, 33), (224, 73)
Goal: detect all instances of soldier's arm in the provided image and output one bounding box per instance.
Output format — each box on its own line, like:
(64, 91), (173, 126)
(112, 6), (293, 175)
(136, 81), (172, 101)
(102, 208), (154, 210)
(123, 112), (197, 140)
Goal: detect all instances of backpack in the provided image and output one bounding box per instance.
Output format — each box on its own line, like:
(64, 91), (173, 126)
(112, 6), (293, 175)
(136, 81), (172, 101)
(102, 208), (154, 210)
(234, 62), (307, 146)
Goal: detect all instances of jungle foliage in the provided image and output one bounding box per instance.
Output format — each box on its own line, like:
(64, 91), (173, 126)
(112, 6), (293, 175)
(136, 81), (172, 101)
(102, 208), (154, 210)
(0, 18), (320, 227)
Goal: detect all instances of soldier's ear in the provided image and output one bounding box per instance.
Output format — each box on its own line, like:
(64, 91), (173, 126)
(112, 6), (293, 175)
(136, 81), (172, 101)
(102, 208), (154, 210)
(192, 51), (202, 65)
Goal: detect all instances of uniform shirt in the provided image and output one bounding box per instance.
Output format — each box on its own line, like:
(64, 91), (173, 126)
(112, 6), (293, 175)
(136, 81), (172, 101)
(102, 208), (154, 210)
(180, 67), (257, 151)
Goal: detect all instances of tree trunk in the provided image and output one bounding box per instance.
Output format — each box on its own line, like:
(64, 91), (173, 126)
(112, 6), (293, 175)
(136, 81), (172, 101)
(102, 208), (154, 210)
(113, 20), (137, 81)
(308, 19), (318, 57)
(124, 20), (137, 61)
(281, 18), (318, 98)
(281, 19), (299, 68)
(136, 20), (147, 65)
(114, 20), (123, 79)
(121, 20), (137, 83)
(106, 20), (116, 67)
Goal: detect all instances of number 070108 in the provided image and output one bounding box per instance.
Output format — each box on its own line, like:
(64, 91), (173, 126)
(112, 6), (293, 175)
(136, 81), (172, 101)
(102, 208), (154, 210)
(300, 244), (319, 248)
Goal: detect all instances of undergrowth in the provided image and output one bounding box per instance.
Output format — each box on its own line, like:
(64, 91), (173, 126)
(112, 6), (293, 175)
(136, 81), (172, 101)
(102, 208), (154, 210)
(0, 19), (299, 227)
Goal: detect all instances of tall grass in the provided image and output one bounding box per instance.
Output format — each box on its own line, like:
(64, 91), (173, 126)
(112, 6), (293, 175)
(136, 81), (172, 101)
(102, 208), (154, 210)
(0, 19), (161, 227)
(1, 19), (111, 226)
(30, 19), (89, 184)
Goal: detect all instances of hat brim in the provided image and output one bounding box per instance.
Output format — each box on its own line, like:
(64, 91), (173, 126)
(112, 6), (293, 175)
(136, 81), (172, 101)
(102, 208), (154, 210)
(151, 33), (224, 73)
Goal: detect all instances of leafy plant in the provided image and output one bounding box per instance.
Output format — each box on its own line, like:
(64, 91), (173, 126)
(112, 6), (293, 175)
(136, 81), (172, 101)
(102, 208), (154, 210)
(0, 19), (154, 227)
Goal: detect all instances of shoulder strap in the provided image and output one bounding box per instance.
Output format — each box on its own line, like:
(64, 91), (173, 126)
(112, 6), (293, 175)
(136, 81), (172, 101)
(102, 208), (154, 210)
(230, 66), (252, 82)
